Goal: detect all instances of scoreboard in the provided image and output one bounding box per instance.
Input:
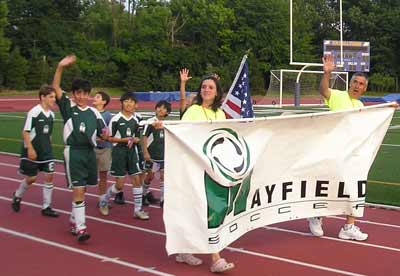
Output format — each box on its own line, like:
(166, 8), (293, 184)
(323, 40), (370, 72)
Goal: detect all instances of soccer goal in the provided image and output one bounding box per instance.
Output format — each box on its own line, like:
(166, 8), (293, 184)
(259, 69), (348, 107)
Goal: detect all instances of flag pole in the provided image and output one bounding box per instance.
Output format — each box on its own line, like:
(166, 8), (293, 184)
(222, 54), (248, 107)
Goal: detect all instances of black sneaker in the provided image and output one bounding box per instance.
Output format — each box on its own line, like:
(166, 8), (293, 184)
(113, 191), (125, 205)
(41, 207), (59, 218)
(76, 229), (90, 242)
(11, 192), (21, 212)
(146, 191), (160, 204)
(142, 194), (150, 206)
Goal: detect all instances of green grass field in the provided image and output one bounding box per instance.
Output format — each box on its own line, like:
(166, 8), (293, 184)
(1, 107), (399, 206)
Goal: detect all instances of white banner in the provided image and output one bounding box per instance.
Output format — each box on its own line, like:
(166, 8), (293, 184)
(163, 104), (395, 254)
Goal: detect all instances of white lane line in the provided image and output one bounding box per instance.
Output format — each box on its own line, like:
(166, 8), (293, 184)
(264, 226), (400, 253)
(0, 197), (364, 276)
(0, 175), (161, 209)
(0, 194), (397, 276)
(381, 143), (400, 147)
(327, 215), (400, 229)
(0, 195), (165, 236)
(227, 247), (366, 276)
(0, 226), (174, 276)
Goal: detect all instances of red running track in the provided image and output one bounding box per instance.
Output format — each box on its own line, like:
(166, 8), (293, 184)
(0, 153), (399, 276)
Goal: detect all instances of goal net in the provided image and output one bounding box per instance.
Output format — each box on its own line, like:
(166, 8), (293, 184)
(259, 69), (348, 107)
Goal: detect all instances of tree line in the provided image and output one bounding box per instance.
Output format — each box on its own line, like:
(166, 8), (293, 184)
(0, 0), (399, 94)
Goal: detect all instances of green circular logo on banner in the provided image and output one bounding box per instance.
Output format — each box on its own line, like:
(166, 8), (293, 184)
(203, 128), (251, 187)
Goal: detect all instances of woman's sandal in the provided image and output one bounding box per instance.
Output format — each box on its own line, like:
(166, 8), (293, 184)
(210, 258), (235, 273)
(176, 253), (203, 266)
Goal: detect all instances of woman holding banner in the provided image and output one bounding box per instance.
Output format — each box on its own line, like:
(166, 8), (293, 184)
(176, 75), (235, 273)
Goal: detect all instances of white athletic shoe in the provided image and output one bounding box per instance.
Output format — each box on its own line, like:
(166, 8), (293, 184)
(134, 209), (150, 220)
(99, 200), (109, 216)
(338, 224), (368, 241)
(308, 217), (324, 237)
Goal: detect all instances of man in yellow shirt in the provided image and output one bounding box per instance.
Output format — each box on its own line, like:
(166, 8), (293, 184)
(308, 54), (369, 241)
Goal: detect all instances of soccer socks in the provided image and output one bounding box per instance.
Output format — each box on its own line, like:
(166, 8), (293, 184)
(72, 201), (86, 231)
(132, 187), (143, 212)
(344, 223), (354, 230)
(160, 181), (164, 202)
(42, 182), (53, 209)
(102, 184), (119, 202)
(15, 179), (29, 198)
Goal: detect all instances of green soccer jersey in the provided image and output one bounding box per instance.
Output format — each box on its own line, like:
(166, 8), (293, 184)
(109, 112), (140, 147)
(21, 104), (55, 161)
(56, 93), (105, 147)
(143, 116), (165, 161)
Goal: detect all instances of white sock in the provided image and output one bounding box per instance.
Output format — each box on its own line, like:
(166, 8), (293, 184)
(15, 179), (29, 198)
(42, 182), (53, 209)
(160, 181), (164, 202)
(72, 201), (86, 232)
(344, 223), (354, 230)
(102, 184), (119, 202)
(132, 187), (143, 212)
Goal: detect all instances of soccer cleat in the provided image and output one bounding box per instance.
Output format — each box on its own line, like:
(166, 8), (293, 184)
(113, 191), (126, 205)
(308, 217), (324, 237)
(41, 207), (59, 217)
(134, 209), (150, 220)
(98, 200), (109, 216)
(76, 229), (91, 242)
(338, 224), (368, 241)
(11, 192), (22, 212)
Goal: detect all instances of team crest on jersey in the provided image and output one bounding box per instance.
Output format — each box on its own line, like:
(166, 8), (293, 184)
(79, 122), (86, 133)
(126, 127), (132, 136)
(43, 125), (49, 134)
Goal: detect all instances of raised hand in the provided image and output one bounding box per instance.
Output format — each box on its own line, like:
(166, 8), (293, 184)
(58, 55), (76, 68)
(180, 68), (192, 83)
(322, 54), (336, 74)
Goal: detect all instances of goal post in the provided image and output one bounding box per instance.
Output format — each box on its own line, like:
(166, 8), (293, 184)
(259, 69), (348, 107)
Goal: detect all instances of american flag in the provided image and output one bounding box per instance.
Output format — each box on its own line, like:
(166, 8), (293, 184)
(222, 55), (254, 119)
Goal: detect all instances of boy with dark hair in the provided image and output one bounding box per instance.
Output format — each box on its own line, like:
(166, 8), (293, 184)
(53, 55), (108, 242)
(142, 100), (171, 207)
(93, 91), (113, 215)
(99, 92), (149, 220)
(11, 85), (59, 218)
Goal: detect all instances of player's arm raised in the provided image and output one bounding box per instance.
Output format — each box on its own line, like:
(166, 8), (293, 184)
(52, 55), (76, 100)
(319, 54), (336, 100)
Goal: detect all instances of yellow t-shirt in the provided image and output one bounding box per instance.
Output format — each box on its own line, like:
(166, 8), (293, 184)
(324, 89), (364, 111)
(181, 104), (226, 121)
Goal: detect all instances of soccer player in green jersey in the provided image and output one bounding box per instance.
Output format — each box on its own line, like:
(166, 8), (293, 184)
(99, 92), (149, 220)
(53, 55), (108, 242)
(142, 100), (171, 207)
(12, 85), (59, 218)
(307, 54), (369, 241)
